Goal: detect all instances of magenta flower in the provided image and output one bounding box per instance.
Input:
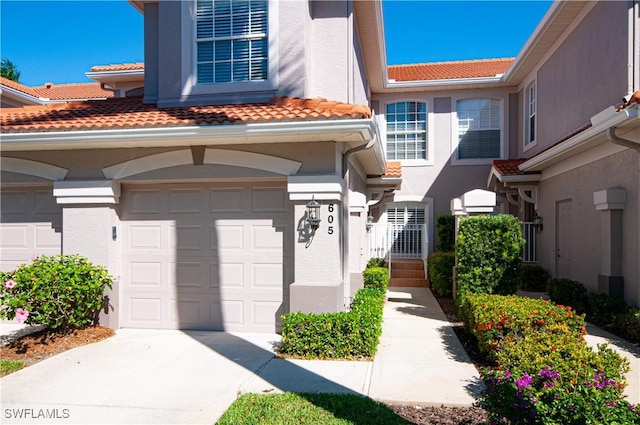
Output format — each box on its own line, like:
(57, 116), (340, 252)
(516, 374), (533, 388)
(14, 308), (29, 323)
(4, 279), (16, 289)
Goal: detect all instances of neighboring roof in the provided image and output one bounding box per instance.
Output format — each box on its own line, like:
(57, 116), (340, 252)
(90, 63), (145, 72)
(492, 159), (527, 176)
(30, 82), (113, 100)
(384, 161), (401, 177)
(0, 77), (113, 101)
(1, 96), (372, 133)
(0, 76), (40, 98)
(388, 58), (514, 82)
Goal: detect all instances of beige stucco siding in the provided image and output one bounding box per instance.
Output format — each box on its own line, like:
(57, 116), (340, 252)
(536, 149), (639, 306)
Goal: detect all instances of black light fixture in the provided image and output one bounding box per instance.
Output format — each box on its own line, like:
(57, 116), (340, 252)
(533, 212), (543, 234)
(366, 215), (374, 232)
(306, 197), (321, 230)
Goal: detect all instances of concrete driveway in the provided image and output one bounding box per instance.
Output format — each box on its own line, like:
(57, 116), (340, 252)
(1, 329), (370, 424)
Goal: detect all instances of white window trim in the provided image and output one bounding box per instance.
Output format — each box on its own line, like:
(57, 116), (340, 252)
(381, 99), (434, 167)
(450, 96), (506, 166)
(524, 80), (537, 152)
(181, 0), (279, 97)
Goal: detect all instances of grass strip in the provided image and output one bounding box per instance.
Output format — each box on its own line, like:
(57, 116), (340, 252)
(216, 392), (409, 425)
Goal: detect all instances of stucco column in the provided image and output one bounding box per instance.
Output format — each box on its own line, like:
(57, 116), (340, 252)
(287, 175), (345, 313)
(54, 181), (121, 328)
(593, 187), (626, 299)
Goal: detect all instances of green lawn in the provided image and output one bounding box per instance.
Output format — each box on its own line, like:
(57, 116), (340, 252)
(216, 393), (409, 425)
(0, 359), (24, 376)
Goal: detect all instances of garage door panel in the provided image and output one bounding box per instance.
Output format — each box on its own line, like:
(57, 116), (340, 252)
(128, 298), (163, 324)
(127, 189), (163, 215)
(128, 261), (164, 288)
(1, 188), (61, 272)
(121, 181), (290, 332)
(209, 188), (244, 213)
(252, 187), (288, 213)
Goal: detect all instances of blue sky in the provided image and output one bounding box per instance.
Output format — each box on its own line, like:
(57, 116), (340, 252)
(1, 1), (552, 87)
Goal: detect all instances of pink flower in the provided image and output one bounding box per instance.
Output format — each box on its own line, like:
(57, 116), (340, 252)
(14, 308), (29, 323)
(4, 279), (16, 289)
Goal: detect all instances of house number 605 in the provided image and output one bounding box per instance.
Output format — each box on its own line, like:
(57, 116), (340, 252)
(327, 204), (335, 235)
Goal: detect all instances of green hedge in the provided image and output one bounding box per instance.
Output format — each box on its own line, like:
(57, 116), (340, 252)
(363, 267), (389, 292)
(464, 293), (638, 424)
(366, 257), (386, 269)
(455, 214), (525, 301)
(546, 278), (588, 314)
(279, 288), (385, 359)
(520, 264), (549, 292)
(427, 251), (455, 297)
(0, 255), (114, 332)
(436, 215), (455, 252)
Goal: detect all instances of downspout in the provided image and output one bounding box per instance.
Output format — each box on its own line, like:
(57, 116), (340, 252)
(606, 127), (640, 150)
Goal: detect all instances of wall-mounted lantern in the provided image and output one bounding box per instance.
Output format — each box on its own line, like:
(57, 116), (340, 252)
(306, 197), (321, 230)
(366, 216), (374, 232)
(533, 212), (543, 234)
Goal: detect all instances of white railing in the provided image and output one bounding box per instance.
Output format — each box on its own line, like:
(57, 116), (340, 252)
(521, 222), (537, 263)
(369, 224), (427, 261)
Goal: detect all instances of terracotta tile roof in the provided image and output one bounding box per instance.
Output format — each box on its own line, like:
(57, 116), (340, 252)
(388, 58), (514, 82)
(1, 77), (113, 101)
(30, 82), (114, 100)
(0, 76), (40, 97)
(492, 159), (527, 176)
(1, 96), (372, 133)
(90, 63), (145, 72)
(384, 161), (402, 177)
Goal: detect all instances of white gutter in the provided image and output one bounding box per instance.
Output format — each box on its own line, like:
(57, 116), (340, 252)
(520, 105), (639, 172)
(0, 86), (48, 105)
(0, 118), (377, 151)
(385, 75), (504, 90)
(85, 69), (145, 83)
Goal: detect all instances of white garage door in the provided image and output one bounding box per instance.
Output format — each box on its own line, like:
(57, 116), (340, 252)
(0, 187), (62, 272)
(120, 181), (293, 332)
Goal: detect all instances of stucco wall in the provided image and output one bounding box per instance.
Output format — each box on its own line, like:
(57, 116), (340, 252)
(536, 149), (639, 307)
(519, 1), (630, 158)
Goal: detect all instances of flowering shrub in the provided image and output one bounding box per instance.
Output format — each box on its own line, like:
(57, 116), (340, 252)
(481, 367), (640, 424)
(458, 293), (586, 355)
(0, 255), (114, 332)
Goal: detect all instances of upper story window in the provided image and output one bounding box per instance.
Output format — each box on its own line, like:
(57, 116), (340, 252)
(196, 0), (268, 84)
(525, 81), (536, 146)
(386, 101), (427, 161)
(456, 98), (501, 160)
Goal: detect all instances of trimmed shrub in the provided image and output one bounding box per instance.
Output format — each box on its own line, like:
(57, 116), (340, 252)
(465, 293), (637, 424)
(587, 292), (628, 326)
(458, 293), (586, 356)
(279, 288), (384, 359)
(435, 214), (455, 252)
(546, 278), (588, 314)
(363, 267), (389, 292)
(427, 252), (455, 297)
(455, 214), (525, 301)
(0, 254), (114, 332)
(520, 264), (549, 292)
(612, 307), (640, 344)
(366, 257), (386, 269)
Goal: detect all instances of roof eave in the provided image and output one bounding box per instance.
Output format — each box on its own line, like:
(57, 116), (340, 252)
(384, 75), (504, 90)
(0, 86), (48, 105)
(0, 118), (377, 152)
(86, 70), (145, 84)
(520, 105), (639, 172)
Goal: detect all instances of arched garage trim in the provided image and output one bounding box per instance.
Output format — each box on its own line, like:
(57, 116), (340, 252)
(0, 157), (68, 180)
(102, 149), (302, 179)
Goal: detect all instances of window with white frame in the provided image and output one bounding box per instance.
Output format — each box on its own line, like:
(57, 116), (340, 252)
(386, 101), (427, 161)
(525, 81), (536, 146)
(456, 98), (501, 159)
(386, 203), (425, 225)
(195, 0), (268, 84)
